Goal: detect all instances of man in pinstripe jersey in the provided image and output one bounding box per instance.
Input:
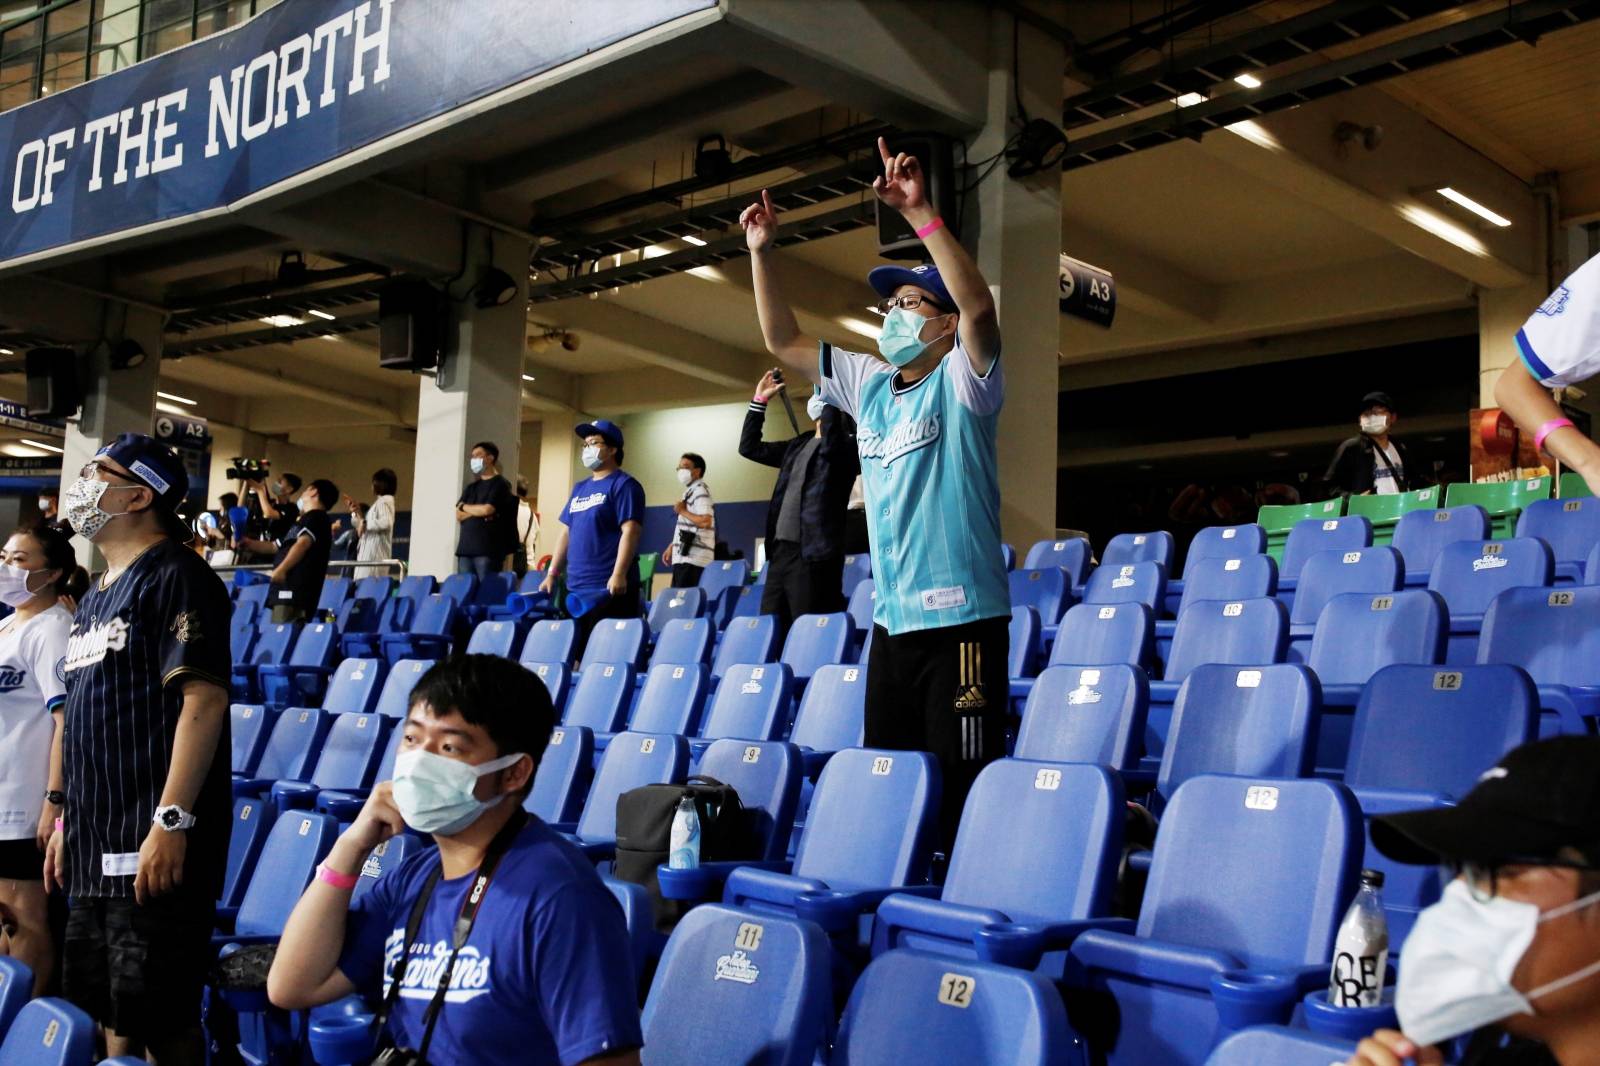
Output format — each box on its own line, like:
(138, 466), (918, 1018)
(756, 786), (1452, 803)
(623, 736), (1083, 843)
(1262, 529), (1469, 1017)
(43, 433), (231, 1065)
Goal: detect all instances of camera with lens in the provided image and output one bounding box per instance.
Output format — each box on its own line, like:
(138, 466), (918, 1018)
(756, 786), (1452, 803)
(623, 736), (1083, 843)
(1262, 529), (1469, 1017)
(676, 527), (698, 556)
(226, 457), (271, 481)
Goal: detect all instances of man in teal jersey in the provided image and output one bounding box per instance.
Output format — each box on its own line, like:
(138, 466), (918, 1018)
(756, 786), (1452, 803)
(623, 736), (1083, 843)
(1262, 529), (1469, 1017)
(739, 138), (1009, 850)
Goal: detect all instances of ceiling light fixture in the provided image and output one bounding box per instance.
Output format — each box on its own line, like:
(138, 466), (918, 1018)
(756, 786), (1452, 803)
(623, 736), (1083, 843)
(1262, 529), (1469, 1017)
(1436, 186), (1512, 228)
(1226, 119), (1281, 150)
(522, 373), (537, 383)
(837, 317), (882, 340)
(19, 438), (63, 454)
(1174, 92), (1207, 107)
(1399, 204), (1488, 256)
(681, 234), (707, 247)
(156, 390), (197, 406)
(259, 314), (306, 328)
(1234, 73), (1262, 89)
(0, 348), (12, 355)
(154, 401), (193, 416)
(308, 308), (336, 320)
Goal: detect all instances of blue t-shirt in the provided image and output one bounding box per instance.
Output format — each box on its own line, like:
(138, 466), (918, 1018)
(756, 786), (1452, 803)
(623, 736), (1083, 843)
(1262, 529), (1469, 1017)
(336, 818), (642, 1065)
(559, 470), (645, 594)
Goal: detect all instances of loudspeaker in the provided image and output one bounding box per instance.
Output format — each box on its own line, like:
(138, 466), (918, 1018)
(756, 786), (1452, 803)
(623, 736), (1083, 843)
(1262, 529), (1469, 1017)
(875, 133), (958, 261)
(378, 278), (446, 372)
(25, 347), (80, 419)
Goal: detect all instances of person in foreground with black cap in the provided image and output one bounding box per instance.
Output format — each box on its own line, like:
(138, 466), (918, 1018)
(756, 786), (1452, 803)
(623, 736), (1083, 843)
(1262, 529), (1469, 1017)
(43, 433), (233, 1064)
(540, 419), (645, 659)
(1347, 736), (1600, 1066)
(1326, 391), (1414, 497)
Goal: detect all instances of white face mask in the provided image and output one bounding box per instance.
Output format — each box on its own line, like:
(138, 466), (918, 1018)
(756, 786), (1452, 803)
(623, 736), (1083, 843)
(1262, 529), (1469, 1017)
(64, 477), (132, 541)
(1396, 878), (1600, 1047)
(0, 563), (46, 608)
(469, 457), (485, 475)
(391, 748), (525, 836)
(37, 498), (51, 513)
(581, 446), (603, 471)
(1361, 413), (1389, 435)
(807, 393), (827, 422)
(676, 468), (693, 487)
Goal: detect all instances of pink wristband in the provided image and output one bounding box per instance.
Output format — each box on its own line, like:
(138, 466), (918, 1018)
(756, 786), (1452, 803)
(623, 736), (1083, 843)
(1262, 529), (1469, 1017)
(914, 216), (945, 239)
(317, 863), (359, 891)
(1535, 417), (1576, 453)
(54, 818), (62, 832)
(752, 394), (768, 405)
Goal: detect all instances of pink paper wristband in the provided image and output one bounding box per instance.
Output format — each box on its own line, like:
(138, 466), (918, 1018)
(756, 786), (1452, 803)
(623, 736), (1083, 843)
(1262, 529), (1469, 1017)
(54, 818), (62, 832)
(317, 863), (359, 891)
(1535, 417), (1576, 453)
(914, 216), (945, 239)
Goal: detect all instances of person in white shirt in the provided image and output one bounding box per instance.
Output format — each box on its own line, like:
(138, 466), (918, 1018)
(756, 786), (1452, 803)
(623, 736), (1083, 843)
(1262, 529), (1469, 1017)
(0, 522), (80, 994)
(1325, 391), (1413, 496)
(663, 452), (715, 588)
(514, 477), (539, 577)
(349, 468), (396, 578)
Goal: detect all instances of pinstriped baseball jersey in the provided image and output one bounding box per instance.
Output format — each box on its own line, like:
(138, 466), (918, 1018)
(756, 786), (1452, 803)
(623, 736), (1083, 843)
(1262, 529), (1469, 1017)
(1517, 252), (1600, 388)
(61, 539), (232, 899)
(817, 336), (1009, 635)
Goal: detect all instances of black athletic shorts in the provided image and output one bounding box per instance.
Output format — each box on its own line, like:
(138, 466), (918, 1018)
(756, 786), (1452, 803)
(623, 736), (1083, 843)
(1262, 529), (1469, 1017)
(0, 837), (42, 880)
(63, 893), (216, 1042)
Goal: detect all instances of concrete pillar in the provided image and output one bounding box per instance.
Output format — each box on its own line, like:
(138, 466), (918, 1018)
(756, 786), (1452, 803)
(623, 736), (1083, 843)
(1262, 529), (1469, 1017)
(1478, 280), (1551, 406)
(533, 418), (581, 564)
(408, 225), (529, 577)
(969, 12), (1066, 550)
(62, 305), (162, 566)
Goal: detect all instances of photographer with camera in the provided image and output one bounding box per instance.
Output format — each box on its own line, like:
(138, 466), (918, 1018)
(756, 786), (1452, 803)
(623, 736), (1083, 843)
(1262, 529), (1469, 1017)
(268, 655), (642, 1066)
(237, 479), (337, 623)
(662, 452), (714, 588)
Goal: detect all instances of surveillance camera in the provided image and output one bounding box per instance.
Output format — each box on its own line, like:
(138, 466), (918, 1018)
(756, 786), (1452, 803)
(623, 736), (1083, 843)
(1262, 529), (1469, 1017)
(562, 332), (580, 352)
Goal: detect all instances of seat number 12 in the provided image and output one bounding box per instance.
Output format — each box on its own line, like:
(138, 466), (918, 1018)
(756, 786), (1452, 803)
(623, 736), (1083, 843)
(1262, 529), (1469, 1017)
(938, 972), (975, 1008)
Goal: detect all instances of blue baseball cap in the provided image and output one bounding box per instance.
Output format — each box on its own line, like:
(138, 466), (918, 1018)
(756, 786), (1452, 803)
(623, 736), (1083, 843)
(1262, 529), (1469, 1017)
(574, 419), (624, 448)
(867, 262), (954, 311)
(95, 432), (188, 511)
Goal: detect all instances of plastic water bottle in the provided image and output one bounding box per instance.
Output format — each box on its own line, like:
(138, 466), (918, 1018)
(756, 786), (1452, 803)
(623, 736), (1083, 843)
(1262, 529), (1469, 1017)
(668, 796), (700, 870)
(1328, 869), (1389, 1008)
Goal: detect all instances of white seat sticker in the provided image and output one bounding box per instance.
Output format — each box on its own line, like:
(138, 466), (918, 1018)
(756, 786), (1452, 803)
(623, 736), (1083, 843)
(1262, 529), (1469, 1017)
(640, 738), (656, 754)
(1433, 671), (1463, 691)
(1434, 511), (1451, 523)
(1067, 685), (1102, 706)
(1235, 670), (1262, 688)
(871, 756), (893, 776)
(550, 729), (565, 745)
(938, 973), (976, 1009)
(1370, 596), (1394, 611)
(1342, 552), (1361, 564)
(672, 666), (685, 679)
(1034, 768), (1062, 791)
(742, 746), (761, 763)
(1097, 607), (1116, 620)
(1550, 591), (1576, 607)
(1111, 578), (1134, 589)
(1079, 669), (1101, 686)
(1224, 559), (1241, 571)
(1222, 528), (1237, 539)
(603, 665), (616, 677)
(1223, 602), (1243, 617)
(1245, 785), (1279, 810)
(1322, 520), (1338, 531)
(844, 668), (860, 682)
(1133, 536), (1147, 545)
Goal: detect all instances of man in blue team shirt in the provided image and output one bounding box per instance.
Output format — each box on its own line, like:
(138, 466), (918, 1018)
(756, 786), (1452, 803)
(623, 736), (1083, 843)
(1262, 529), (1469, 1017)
(539, 420), (646, 659)
(269, 654), (642, 1065)
(740, 137), (1009, 850)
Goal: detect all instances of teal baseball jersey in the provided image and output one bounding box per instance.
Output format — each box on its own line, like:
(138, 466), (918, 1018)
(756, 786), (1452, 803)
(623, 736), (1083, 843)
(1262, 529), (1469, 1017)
(817, 336), (1010, 635)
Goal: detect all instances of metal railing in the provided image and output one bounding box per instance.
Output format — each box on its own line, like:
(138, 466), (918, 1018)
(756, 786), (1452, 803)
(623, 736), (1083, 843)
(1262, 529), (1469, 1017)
(208, 557), (410, 580)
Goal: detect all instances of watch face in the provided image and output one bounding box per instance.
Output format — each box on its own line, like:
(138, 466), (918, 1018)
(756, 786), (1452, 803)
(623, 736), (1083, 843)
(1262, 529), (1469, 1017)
(161, 809), (181, 828)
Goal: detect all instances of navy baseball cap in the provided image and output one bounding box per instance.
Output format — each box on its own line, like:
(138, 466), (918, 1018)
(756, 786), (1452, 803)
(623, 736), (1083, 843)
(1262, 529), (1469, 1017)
(95, 432), (188, 512)
(575, 419), (624, 448)
(868, 262), (954, 311)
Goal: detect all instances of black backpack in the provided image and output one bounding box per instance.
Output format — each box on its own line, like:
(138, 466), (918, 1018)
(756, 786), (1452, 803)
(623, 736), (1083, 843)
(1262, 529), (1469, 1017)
(613, 776), (759, 932)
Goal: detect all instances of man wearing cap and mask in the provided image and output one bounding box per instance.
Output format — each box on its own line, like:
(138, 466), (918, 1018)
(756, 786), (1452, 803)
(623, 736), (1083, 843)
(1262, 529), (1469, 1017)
(540, 420), (646, 660)
(740, 136), (1009, 852)
(1327, 391), (1414, 496)
(1347, 736), (1600, 1066)
(42, 433), (232, 1065)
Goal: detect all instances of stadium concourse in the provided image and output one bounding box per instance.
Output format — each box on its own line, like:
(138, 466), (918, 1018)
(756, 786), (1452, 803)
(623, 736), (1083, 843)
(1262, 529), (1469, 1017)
(1, 1), (1599, 1064)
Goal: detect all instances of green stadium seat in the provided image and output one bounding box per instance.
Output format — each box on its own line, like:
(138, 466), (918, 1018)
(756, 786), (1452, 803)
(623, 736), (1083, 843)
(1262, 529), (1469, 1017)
(1444, 476), (1552, 539)
(1346, 486), (1442, 546)
(1559, 471), (1593, 500)
(1258, 498), (1344, 563)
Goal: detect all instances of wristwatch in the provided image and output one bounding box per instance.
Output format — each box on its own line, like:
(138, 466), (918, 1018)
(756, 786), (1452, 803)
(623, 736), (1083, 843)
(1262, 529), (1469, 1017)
(44, 790), (65, 807)
(152, 804), (196, 831)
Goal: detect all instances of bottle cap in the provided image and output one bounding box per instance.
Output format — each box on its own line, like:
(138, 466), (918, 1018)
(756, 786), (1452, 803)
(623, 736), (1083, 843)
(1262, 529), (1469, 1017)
(1359, 868), (1385, 887)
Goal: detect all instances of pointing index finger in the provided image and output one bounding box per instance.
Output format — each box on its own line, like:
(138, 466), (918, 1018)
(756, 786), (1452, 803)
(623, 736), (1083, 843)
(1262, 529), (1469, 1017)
(878, 135), (892, 166)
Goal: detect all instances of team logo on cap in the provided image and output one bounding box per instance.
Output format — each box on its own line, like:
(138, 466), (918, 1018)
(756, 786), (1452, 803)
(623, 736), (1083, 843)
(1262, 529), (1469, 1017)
(1537, 285), (1571, 317)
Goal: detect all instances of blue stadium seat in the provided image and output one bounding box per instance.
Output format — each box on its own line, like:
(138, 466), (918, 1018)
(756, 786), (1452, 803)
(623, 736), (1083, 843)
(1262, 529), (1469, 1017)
(711, 616), (780, 680)
(1182, 524), (1267, 573)
(625, 663), (709, 738)
(464, 619), (519, 658)
(332, 596), (380, 642)
(1001, 542), (1017, 570)
(461, 571), (517, 627)
(834, 950), (1075, 1065)
(525, 725), (595, 824)
(1069, 775), (1362, 1066)
(374, 659), (431, 718)
(1148, 599), (1287, 757)
(780, 612), (853, 683)
(1157, 664), (1318, 809)
(319, 658), (386, 716)
(315, 576), (352, 619)
(578, 617), (647, 673)
(352, 575), (393, 604)
(486, 569), (552, 623)
(1008, 568), (1073, 625)
(1429, 538), (1553, 664)
(437, 572), (476, 606)
(648, 587), (706, 635)
(1083, 561), (1167, 613)
(872, 760), (1125, 974)
(649, 618), (713, 670)
(258, 622), (341, 709)
(232, 622), (299, 702)
(1280, 515), (1373, 587)
(1103, 530), (1175, 571)
(231, 609), (257, 665)
(789, 664), (866, 778)
(700, 560), (751, 628)
(841, 553), (873, 599)
(394, 574), (435, 603)
(1479, 584), (1600, 734)
(1205, 1026), (1356, 1066)
(520, 618), (577, 667)
(0, 998), (95, 1066)
(1154, 555), (1277, 657)
(562, 663), (636, 735)
(1393, 504), (1491, 585)
(350, 833), (422, 907)
(1286, 546), (1402, 660)
(1518, 496), (1600, 581)
(639, 904), (832, 1066)
(378, 594), (457, 665)
(1009, 606), (1042, 682)
(726, 584), (764, 622)
(1023, 537), (1092, 585)
(566, 732), (690, 858)
(1011, 602), (1152, 703)
(236, 707), (332, 790)
(0, 956), (32, 1041)
(1014, 664), (1148, 772)
(525, 661), (570, 712)
(236, 582), (270, 613)
(270, 711), (392, 813)
(1345, 663), (1537, 945)
(846, 579), (876, 634)
(339, 594), (417, 660)
(222, 797), (272, 909)
(697, 739), (803, 861)
(697, 664), (794, 751)
(230, 703), (278, 775)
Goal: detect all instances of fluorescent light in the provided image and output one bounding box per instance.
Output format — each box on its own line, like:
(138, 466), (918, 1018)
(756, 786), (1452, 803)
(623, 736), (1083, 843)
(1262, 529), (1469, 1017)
(155, 390), (196, 406)
(308, 308), (336, 321)
(322, 334), (341, 341)
(682, 234), (707, 247)
(865, 305), (885, 317)
(1174, 92), (1207, 107)
(1226, 119), (1281, 150)
(1436, 186), (1512, 228)
(19, 438), (62, 454)
(837, 317), (881, 340)
(259, 314), (306, 328)
(522, 373), (537, 383)
(1398, 204), (1488, 256)
(687, 265), (725, 283)
(1234, 73), (1261, 89)
(155, 401), (193, 416)
(0, 348), (12, 355)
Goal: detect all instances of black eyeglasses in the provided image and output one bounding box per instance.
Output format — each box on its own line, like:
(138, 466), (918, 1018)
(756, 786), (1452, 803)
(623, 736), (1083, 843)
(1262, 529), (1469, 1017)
(1447, 856), (1599, 902)
(78, 461), (137, 484)
(874, 294), (950, 315)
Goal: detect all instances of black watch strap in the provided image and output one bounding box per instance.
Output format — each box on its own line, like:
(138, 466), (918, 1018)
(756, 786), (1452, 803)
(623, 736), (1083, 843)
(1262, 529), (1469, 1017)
(45, 790), (65, 806)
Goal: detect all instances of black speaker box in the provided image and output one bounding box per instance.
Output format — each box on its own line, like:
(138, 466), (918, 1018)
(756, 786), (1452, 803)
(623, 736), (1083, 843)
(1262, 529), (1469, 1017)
(378, 278), (446, 372)
(875, 133), (959, 261)
(25, 347), (80, 419)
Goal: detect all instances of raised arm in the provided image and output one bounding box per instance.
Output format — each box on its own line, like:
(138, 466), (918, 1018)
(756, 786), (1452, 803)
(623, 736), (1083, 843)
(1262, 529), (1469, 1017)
(741, 191), (819, 379)
(740, 371), (793, 467)
(1495, 359), (1600, 496)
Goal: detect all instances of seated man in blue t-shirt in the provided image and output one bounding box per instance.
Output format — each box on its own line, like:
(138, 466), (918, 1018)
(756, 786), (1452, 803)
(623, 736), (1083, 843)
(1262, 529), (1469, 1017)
(268, 655), (642, 1066)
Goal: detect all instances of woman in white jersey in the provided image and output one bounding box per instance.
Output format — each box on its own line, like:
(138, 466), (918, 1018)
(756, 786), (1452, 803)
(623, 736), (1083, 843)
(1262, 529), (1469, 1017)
(0, 522), (79, 994)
